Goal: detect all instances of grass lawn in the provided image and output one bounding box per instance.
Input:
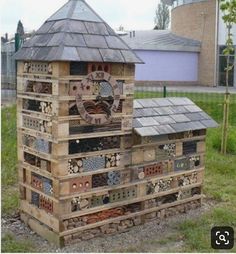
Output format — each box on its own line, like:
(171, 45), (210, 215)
(1, 92), (236, 252)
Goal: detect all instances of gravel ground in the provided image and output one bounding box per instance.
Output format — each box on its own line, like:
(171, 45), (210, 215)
(1, 200), (215, 253)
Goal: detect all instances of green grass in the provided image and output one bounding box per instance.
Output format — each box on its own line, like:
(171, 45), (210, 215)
(1, 105), (18, 216)
(1, 233), (35, 253)
(1, 92), (236, 252)
(1, 105), (17, 186)
(177, 127), (236, 252)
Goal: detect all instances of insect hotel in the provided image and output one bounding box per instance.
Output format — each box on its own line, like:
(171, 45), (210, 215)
(15, 0), (218, 246)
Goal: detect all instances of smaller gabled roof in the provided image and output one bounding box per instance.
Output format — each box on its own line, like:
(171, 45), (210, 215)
(123, 30), (201, 52)
(14, 0), (142, 63)
(133, 97), (218, 137)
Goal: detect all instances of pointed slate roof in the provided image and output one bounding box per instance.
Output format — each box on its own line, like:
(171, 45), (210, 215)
(15, 0), (142, 63)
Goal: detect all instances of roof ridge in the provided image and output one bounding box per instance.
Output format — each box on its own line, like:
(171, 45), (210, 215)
(14, 1), (142, 63)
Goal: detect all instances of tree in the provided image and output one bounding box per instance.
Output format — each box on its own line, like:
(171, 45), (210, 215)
(16, 20), (24, 37)
(154, 2), (170, 30)
(220, 0), (236, 154)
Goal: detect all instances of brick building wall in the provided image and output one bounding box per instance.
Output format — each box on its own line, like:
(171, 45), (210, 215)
(171, 0), (217, 86)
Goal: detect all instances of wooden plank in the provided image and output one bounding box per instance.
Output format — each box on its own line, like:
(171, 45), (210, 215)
(58, 62), (70, 77)
(58, 81), (69, 96)
(57, 122), (69, 138)
(123, 99), (133, 114)
(17, 61), (24, 75)
(17, 94), (54, 102)
(22, 146), (55, 162)
(132, 148), (144, 165)
(57, 130), (131, 141)
(52, 143), (68, 157)
(175, 142), (183, 156)
(197, 141), (206, 153)
(143, 148), (156, 162)
(20, 183), (59, 203)
(59, 167), (204, 200)
(59, 195), (202, 236)
(20, 200), (60, 231)
(57, 148), (128, 161)
(18, 127), (54, 142)
(124, 64), (135, 77)
(51, 161), (68, 177)
(21, 163), (53, 180)
(58, 95), (127, 101)
(20, 212), (62, 247)
(60, 165), (126, 180)
(133, 135), (206, 149)
(59, 101), (69, 116)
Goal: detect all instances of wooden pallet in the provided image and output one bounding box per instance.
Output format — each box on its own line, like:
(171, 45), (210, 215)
(17, 61), (207, 247)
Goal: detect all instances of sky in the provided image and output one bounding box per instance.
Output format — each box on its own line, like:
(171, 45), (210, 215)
(0, 0), (159, 38)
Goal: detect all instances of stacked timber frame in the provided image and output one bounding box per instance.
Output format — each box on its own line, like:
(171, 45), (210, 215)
(15, 0), (218, 247)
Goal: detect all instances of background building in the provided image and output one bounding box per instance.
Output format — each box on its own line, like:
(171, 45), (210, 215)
(163, 0), (236, 87)
(123, 30), (201, 85)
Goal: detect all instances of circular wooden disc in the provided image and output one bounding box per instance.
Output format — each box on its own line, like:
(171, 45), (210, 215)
(76, 71), (121, 125)
(138, 171), (145, 180)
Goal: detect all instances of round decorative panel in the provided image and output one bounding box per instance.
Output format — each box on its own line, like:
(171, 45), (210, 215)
(76, 71), (121, 125)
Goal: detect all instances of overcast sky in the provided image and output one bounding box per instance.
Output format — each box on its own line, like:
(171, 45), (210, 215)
(0, 0), (159, 38)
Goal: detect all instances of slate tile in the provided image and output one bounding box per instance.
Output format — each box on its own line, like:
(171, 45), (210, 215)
(137, 99), (157, 108)
(168, 97), (188, 106)
(168, 97), (194, 106)
(154, 125), (176, 135)
(77, 47), (103, 62)
(133, 119), (142, 128)
(135, 127), (159, 136)
(67, 20), (88, 34)
(121, 50), (143, 63)
(105, 36), (129, 49)
(47, 20), (67, 33)
(36, 21), (55, 34)
(199, 111), (211, 120)
(34, 47), (53, 61)
(170, 122), (192, 132)
(170, 114), (191, 123)
(133, 109), (144, 118)
(71, 1), (102, 22)
(137, 117), (159, 127)
(184, 105), (202, 113)
(64, 33), (87, 47)
(83, 34), (108, 48)
(99, 49), (125, 62)
(140, 108), (158, 117)
(154, 107), (174, 115)
(201, 119), (218, 128)
(171, 106), (189, 114)
(185, 113), (205, 121)
(152, 98), (173, 107)
(187, 121), (205, 130)
(60, 47), (80, 61)
(133, 100), (143, 109)
(153, 116), (176, 125)
(84, 22), (109, 35)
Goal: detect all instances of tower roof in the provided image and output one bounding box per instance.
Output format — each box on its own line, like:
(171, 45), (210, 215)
(15, 0), (142, 63)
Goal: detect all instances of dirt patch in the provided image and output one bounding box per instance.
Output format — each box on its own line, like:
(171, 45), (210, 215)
(1, 200), (215, 253)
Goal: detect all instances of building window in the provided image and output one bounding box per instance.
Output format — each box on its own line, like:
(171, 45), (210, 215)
(218, 46), (235, 87)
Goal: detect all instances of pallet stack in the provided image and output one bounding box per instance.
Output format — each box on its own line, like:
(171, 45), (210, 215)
(15, 0), (218, 247)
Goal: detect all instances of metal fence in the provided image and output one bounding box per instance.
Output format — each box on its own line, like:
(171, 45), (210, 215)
(1, 40), (17, 105)
(1, 60), (235, 128)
